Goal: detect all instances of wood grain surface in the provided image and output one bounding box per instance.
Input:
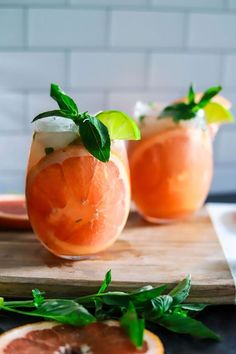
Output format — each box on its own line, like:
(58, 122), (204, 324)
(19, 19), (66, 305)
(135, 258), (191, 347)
(0, 208), (234, 303)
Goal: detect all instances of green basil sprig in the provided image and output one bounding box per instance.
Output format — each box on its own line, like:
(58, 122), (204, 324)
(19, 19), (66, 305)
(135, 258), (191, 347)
(0, 270), (220, 350)
(159, 85), (222, 122)
(32, 84), (110, 162)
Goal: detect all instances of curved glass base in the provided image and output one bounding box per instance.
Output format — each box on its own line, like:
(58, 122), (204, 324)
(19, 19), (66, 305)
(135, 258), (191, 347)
(137, 209), (198, 225)
(143, 215), (182, 224)
(58, 254), (93, 261)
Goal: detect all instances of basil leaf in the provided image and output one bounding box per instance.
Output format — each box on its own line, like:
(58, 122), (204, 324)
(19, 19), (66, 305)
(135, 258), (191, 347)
(120, 302), (145, 349)
(130, 285), (167, 302)
(148, 295), (173, 320)
(99, 292), (130, 307)
(2, 300), (95, 327)
(51, 83), (78, 115)
(97, 269), (112, 294)
(198, 86), (222, 108)
(32, 289), (44, 307)
(32, 300), (95, 326)
(32, 109), (74, 122)
(78, 114), (110, 162)
(180, 303), (207, 312)
(188, 84), (195, 105)
(158, 313), (220, 340)
(45, 147), (54, 155)
(169, 275), (191, 305)
(159, 103), (196, 122)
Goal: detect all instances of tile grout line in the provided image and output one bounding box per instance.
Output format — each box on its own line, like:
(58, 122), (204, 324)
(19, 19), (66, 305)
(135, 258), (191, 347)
(219, 52), (226, 85)
(105, 8), (111, 49)
(64, 50), (70, 90)
(1, 46), (236, 54)
(0, 4), (234, 13)
(224, 0), (229, 10)
(182, 11), (190, 49)
(22, 6), (29, 50)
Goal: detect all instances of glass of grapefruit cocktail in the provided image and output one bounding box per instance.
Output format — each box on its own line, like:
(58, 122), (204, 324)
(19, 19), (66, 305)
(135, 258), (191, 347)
(128, 86), (233, 223)
(26, 84), (140, 259)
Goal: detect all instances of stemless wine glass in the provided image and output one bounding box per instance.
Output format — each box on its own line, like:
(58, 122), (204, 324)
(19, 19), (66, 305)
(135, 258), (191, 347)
(128, 107), (213, 223)
(26, 120), (130, 259)
(25, 80), (142, 259)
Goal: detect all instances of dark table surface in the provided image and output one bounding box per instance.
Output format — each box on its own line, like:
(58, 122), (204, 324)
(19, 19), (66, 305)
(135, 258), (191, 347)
(0, 193), (235, 353)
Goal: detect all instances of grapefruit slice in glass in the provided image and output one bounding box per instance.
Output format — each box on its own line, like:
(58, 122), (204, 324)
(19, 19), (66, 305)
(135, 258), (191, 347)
(26, 143), (130, 258)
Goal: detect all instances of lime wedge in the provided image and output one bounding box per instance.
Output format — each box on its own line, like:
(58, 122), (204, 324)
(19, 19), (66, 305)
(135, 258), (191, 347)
(204, 102), (234, 124)
(96, 110), (141, 140)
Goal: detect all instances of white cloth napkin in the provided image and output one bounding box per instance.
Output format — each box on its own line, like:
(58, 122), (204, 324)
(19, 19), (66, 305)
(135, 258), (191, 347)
(207, 203), (236, 288)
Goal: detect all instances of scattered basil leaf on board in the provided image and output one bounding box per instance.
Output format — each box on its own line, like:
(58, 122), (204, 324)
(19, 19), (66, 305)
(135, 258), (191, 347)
(169, 274), (191, 305)
(147, 295), (173, 320)
(180, 303), (207, 312)
(0, 270), (220, 349)
(32, 289), (45, 307)
(130, 285), (167, 303)
(97, 269), (112, 294)
(32, 300), (96, 326)
(32, 83), (140, 163)
(158, 313), (220, 340)
(120, 302), (145, 349)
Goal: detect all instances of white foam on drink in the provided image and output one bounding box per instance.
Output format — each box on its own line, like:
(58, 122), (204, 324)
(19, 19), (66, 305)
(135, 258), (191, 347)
(33, 116), (79, 133)
(134, 101), (207, 138)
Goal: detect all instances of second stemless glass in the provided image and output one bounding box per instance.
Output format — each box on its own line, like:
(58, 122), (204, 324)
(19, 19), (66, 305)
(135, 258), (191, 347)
(128, 109), (213, 223)
(26, 123), (130, 259)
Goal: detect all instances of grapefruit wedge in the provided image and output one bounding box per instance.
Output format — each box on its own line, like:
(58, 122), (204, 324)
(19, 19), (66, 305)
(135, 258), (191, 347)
(0, 321), (164, 354)
(0, 194), (31, 230)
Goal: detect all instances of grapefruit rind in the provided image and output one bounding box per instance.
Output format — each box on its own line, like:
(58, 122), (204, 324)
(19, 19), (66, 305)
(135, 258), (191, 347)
(0, 321), (164, 354)
(0, 194), (31, 230)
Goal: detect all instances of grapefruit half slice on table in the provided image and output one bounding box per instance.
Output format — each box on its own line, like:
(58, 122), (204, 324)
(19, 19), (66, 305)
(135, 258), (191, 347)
(0, 321), (164, 354)
(0, 194), (31, 230)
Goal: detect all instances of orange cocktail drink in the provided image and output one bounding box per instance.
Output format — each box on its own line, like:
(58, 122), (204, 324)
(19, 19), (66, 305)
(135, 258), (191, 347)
(26, 84), (140, 258)
(128, 86), (233, 223)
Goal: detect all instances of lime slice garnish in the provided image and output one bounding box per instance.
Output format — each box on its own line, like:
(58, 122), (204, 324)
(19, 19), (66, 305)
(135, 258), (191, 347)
(204, 102), (234, 124)
(96, 110), (141, 140)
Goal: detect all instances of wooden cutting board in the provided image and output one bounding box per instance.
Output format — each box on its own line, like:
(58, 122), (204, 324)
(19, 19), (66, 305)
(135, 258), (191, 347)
(0, 208), (234, 304)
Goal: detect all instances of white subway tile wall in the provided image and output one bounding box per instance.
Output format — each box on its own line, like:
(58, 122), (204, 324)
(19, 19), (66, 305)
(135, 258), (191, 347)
(151, 0), (225, 10)
(0, 9), (24, 47)
(29, 9), (107, 48)
(110, 11), (185, 48)
(0, 2), (235, 194)
(188, 13), (236, 49)
(69, 52), (147, 88)
(149, 53), (221, 88)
